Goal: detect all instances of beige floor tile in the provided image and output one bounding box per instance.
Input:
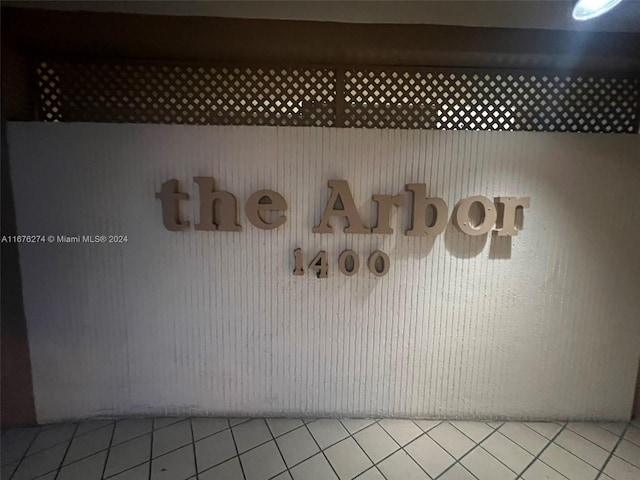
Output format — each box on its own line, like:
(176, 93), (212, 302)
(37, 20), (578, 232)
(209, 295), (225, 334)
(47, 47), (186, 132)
(353, 423), (399, 463)
(566, 423), (620, 451)
(232, 419), (272, 454)
(240, 441), (286, 480)
(481, 431), (533, 474)
(521, 459), (566, 480)
(276, 426), (320, 468)
(266, 419), (304, 438)
(290, 452), (338, 480)
(499, 422), (548, 456)
(404, 433), (455, 478)
(378, 419), (423, 446)
(306, 419), (349, 449)
(150, 444), (196, 480)
(450, 421), (494, 443)
(460, 447), (514, 480)
(198, 457), (243, 480)
(339, 419), (375, 435)
(103, 434), (151, 478)
(377, 450), (429, 480)
(325, 437), (373, 479)
(553, 429), (609, 469)
(614, 439), (640, 468)
(524, 422), (563, 440)
(539, 443), (598, 480)
(603, 456), (640, 480)
(623, 425), (640, 447)
(428, 422), (475, 458)
(195, 429), (236, 472)
(439, 464), (476, 479)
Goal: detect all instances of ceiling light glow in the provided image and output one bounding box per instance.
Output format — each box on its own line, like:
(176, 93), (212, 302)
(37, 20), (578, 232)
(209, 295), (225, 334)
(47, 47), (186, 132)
(572, 0), (624, 20)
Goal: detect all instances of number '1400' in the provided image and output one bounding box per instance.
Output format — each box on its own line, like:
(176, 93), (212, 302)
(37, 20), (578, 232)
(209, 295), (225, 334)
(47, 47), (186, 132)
(292, 249), (390, 278)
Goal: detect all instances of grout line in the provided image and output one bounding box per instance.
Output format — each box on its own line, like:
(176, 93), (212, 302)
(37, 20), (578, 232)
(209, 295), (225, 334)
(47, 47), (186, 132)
(410, 419), (444, 434)
(104, 460), (151, 480)
(458, 463), (482, 479)
(227, 418), (247, 480)
(16, 418), (121, 464)
(264, 418), (292, 477)
(495, 423), (557, 457)
(475, 442), (525, 478)
(267, 469), (292, 480)
(547, 434), (613, 471)
(594, 421), (631, 480)
(8, 418), (634, 480)
(188, 454), (241, 478)
(13, 430), (73, 461)
(3, 463), (18, 479)
(111, 418), (217, 450)
(110, 420), (310, 479)
(147, 418), (155, 480)
(67, 420), (116, 442)
(564, 423), (625, 452)
(521, 421), (562, 439)
(16, 417), (182, 463)
(32, 434), (127, 473)
(468, 428), (538, 477)
(302, 420), (342, 480)
(99, 419), (118, 480)
(375, 419), (434, 479)
(257, 420), (374, 474)
(9, 423), (112, 480)
(8, 425), (44, 479)
(447, 421), (496, 444)
(102, 419), (220, 479)
(53, 422), (80, 480)
(345, 421), (391, 480)
(514, 422), (625, 474)
(22, 422), (258, 480)
(228, 418), (253, 428)
(597, 425), (623, 436)
(433, 421), (500, 480)
(188, 418), (199, 478)
(342, 420), (450, 479)
(109, 423), (315, 480)
(103, 460), (153, 479)
(516, 421), (578, 478)
(8, 426), (80, 480)
(431, 421), (494, 480)
(515, 422), (568, 480)
(339, 418), (377, 436)
(353, 465), (386, 479)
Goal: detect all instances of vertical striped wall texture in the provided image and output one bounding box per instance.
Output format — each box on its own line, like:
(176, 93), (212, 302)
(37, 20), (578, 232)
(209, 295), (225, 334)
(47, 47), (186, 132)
(8, 123), (640, 423)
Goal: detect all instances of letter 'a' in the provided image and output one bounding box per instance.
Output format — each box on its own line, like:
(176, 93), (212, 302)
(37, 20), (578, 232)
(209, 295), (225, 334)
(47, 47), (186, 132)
(312, 180), (370, 234)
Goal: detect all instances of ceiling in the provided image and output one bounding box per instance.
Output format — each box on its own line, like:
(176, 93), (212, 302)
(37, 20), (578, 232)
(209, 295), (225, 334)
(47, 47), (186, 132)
(5, 0), (640, 32)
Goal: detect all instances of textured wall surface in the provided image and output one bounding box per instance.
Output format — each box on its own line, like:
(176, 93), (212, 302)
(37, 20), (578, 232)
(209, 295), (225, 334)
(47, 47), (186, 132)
(8, 123), (640, 423)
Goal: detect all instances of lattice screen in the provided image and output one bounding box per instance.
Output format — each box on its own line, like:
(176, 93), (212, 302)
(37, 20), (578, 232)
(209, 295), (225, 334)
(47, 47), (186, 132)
(37, 62), (335, 126)
(36, 60), (640, 133)
(343, 68), (639, 132)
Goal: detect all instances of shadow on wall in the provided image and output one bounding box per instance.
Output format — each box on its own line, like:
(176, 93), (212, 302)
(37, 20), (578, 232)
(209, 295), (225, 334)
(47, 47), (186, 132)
(444, 201), (517, 259)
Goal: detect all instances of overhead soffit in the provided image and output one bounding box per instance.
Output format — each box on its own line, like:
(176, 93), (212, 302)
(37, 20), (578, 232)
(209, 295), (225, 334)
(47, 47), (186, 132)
(1, 2), (640, 72)
(5, 0), (640, 32)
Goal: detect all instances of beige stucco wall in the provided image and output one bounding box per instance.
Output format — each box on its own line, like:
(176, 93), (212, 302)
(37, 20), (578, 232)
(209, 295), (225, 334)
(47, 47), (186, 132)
(8, 123), (640, 422)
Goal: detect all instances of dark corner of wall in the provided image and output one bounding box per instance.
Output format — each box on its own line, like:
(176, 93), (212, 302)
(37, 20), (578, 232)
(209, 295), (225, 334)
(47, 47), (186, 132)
(1, 27), (38, 426)
(1, 112), (37, 427)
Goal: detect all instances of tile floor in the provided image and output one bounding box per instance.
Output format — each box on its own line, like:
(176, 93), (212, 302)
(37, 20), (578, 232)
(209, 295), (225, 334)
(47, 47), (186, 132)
(1, 417), (639, 480)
